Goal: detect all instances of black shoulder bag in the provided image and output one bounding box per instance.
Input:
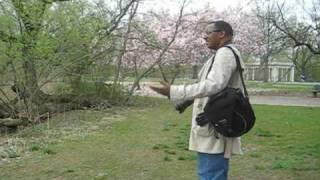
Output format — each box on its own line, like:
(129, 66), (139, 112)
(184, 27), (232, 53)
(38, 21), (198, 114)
(196, 46), (256, 137)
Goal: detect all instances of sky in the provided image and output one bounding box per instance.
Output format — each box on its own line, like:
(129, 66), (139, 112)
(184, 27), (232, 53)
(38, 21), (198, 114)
(95, 0), (316, 22)
(139, 0), (253, 14)
(138, 0), (314, 16)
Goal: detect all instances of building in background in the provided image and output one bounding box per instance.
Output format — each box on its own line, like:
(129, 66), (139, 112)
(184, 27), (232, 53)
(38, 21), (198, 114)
(244, 62), (295, 82)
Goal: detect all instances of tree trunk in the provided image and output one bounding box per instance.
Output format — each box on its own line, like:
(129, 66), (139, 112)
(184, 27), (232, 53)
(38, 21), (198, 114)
(113, 3), (138, 87)
(192, 65), (198, 79)
(133, 58), (141, 90)
(0, 104), (11, 119)
(263, 60), (269, 82)
(22, 46), (41, 97)
(158, 64), (168, 83)
(170, 64), (181, 84)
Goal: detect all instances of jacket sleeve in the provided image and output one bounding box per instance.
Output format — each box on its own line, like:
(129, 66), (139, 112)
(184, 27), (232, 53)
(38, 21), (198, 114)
(170, 47), (237, 101)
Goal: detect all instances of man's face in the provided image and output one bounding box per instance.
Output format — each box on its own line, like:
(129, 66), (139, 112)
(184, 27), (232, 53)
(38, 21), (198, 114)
(203, 24), (224, 50)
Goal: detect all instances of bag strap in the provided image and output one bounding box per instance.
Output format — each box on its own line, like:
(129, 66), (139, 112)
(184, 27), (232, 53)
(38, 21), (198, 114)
(206, 45), (249, 97)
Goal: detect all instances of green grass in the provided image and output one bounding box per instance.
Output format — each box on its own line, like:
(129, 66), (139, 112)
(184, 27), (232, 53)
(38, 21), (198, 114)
(246, 81), (315, 92)
(231, 105), (320, 179)
(0, 98), (319, 179)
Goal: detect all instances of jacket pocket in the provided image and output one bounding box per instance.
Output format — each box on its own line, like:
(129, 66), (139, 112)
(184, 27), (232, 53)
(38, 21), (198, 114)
(192, 124), (214, 137)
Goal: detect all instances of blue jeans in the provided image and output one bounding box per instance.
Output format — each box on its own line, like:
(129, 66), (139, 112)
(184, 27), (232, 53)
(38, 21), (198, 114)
(197, 152), (229, 180)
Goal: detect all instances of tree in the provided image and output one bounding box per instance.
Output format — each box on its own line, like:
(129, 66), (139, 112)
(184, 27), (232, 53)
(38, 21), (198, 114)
(289, 46), (315, 81)
(258, 0), (320, 81)
(9, 0), (71, 101)
(0, 0), (139, 127)
(0, 0), (73, 123)
(112, 1), (139, 88)
(122, 0), (189, 96)
(252, 0), (289, 82)
(269, 0), (320, 55)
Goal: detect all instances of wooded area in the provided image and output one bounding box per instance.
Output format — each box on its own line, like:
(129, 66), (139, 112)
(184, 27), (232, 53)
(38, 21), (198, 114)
(0, 0), (319, 129)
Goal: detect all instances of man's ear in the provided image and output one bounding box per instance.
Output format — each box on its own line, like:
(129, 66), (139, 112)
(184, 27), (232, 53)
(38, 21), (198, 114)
(219, 31), (226, 38)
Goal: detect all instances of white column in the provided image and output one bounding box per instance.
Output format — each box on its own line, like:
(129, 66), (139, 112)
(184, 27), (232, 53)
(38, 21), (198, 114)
(272, 67), (278, 82)
(290, 66), (295, 82)
(252, 68), (255, 80)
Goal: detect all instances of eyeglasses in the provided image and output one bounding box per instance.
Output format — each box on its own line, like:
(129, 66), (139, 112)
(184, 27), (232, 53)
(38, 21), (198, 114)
(207, 30), (222, 34)
(205, 30), (222, 36)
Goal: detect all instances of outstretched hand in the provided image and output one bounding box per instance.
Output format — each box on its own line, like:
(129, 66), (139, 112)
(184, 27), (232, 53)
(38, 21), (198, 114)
(149, 81), (171, 98)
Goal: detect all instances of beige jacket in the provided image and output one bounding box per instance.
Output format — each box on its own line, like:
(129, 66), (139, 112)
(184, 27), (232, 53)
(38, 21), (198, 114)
(170, 45), (244, 158)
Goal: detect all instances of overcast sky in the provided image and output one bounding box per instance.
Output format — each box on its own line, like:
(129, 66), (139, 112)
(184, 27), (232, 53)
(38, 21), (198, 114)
(138, 0), (313, 16)
(139, 0), (253, 14)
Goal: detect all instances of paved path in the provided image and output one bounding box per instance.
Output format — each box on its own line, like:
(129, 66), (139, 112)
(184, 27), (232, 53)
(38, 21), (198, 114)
(131, 82), (320, 107)
(249, 96), (320, 107)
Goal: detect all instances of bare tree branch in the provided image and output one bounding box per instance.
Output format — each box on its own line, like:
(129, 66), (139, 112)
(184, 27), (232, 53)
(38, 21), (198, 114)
(128, 0), (188, 96)
(113, 1), (139, 86)
(269, 1), (320, 54)
(105, 0), (138, 36)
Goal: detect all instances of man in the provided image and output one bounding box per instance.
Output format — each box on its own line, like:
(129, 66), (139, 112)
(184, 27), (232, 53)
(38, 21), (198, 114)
(150, 20), (244, 180)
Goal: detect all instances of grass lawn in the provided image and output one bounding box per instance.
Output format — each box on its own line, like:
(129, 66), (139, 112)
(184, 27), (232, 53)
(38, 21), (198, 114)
(246, 81), (316, 93)
(0, 97), (319, 180)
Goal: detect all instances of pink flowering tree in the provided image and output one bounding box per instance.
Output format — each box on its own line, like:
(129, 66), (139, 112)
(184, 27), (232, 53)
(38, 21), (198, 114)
(122, 1), (286, 93)
(122, 0), (188, 96)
